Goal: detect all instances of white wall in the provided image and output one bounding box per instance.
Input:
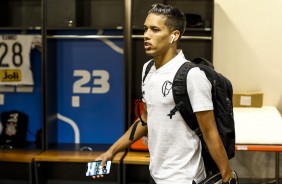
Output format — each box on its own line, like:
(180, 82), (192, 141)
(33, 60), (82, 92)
(214, 0), (282, 179)
(214, 0), (282, 112)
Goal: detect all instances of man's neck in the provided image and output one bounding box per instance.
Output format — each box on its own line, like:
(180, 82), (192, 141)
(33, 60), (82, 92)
(153, 49), (178, 69)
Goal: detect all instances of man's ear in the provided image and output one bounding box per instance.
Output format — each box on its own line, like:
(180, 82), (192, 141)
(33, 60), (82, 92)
(170, 30), (181, 43)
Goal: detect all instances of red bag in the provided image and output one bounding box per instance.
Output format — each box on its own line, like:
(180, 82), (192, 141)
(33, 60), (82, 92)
(130, 99), (148, 151)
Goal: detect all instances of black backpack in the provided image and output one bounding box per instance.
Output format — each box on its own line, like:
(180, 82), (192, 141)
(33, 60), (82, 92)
(131, 57), (235, 175)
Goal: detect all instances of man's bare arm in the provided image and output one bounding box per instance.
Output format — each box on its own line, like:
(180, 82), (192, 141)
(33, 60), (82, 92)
(195, 110), (232, 182)
(93, 104), (148, 179)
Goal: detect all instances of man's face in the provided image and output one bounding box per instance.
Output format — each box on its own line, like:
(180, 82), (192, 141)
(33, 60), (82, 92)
(144, 13), (172, 57)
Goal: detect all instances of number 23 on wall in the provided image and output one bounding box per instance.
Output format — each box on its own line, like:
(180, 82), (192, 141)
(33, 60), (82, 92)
(73, 70), (110, 94)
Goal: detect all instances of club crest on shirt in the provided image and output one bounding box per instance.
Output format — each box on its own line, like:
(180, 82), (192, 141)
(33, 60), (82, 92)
(5, 113), (19, 136)
(162, 80), (172, 97)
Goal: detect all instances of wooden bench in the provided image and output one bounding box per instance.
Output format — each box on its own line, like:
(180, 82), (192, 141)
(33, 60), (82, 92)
(34, 150), (125, 184)
(123, 151), (150, 165)
(0, 149), (41, 184)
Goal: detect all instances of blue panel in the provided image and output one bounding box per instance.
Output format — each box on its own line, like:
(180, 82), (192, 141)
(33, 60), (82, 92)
(56, 35), (125, 144)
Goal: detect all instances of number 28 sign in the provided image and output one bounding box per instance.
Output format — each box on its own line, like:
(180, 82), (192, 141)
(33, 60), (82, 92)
(0, 35), (36, 85)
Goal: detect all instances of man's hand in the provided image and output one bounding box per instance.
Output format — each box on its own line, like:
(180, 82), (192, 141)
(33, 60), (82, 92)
(92, 151), (113, 179)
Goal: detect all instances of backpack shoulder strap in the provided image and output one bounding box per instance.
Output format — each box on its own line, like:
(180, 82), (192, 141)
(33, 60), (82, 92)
(168, 62), (201, 134)
(129, 60), (154, 141)
(192, 57), (214, 69)
(192, 58), (217, 96)
(142, 60), (154, 83)
(139, 59), (154, 126)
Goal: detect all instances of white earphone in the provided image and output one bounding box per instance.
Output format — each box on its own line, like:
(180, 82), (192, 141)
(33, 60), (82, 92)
(170, 35), (176, 43)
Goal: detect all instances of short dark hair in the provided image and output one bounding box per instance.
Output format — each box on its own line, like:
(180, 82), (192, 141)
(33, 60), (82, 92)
(148, 4), (186, 37)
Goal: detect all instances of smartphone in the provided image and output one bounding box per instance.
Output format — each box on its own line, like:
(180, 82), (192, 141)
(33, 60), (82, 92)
(85, 160), (112, 176)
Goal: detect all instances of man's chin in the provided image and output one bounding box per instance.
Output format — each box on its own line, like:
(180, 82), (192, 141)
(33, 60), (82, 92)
(145, 50), (155, 56)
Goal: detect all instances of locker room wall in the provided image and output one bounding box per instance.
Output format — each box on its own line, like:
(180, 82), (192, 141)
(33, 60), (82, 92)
(214, 0), (282, 179)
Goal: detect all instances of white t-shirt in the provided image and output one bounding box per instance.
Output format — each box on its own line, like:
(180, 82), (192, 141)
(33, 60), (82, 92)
(141, 50), (213, 184)
(0, 35), (40, 85)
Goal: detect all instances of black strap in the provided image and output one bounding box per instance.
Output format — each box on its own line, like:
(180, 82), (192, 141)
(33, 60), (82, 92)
(137, 60), (154, 126)
(169, 62), (199, 131)
(137, 98), (147, 126)
(129, 60), (154, 141)
(129, 61), (154, 141)
(192, 57), (214, 69)
(167, 101), (184, 119)
(129, 120), (140, 141)
(129, 99), (147, 141)
(142, 60), (154, 83)
(169, 60), (216, 132)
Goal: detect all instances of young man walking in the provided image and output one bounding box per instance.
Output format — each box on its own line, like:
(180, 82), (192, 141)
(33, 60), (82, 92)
(93, 4), (235, 184)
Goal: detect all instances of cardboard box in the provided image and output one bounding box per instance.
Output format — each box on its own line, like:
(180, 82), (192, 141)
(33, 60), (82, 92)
(233, 92), (263, 107)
